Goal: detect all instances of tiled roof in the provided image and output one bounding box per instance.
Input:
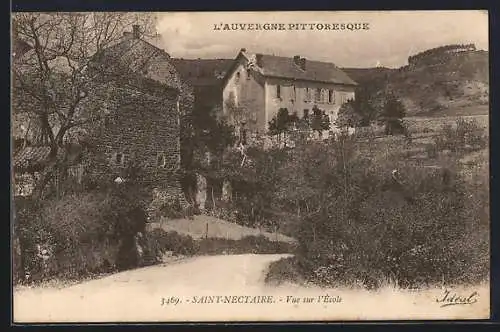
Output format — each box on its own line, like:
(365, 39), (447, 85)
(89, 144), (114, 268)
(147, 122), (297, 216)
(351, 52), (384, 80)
(14, 146), (52, 171)
(245, 52), (357, 86)
(171, 58), (234, 87)
(14, 145), (83, 171)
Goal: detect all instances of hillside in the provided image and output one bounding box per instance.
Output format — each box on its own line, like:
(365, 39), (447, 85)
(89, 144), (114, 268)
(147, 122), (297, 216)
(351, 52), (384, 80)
(342, 48), (489, 117)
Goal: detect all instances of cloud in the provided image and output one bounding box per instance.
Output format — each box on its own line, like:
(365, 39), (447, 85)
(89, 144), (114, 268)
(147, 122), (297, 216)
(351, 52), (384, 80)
(156, 11), (488, 68)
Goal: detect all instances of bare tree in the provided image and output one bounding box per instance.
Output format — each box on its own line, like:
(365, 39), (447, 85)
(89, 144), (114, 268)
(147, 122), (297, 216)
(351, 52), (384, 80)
(11, 12), (157, 198)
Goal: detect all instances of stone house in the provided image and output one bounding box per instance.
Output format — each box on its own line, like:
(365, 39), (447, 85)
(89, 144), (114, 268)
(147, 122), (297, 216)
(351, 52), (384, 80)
(12, 25), (195, 216)
(222, 49), (358, 142)
(86, 25), (194, 214)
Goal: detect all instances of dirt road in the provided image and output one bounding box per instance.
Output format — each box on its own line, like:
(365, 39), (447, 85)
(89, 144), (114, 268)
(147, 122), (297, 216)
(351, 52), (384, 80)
(13, 254), (489, 322)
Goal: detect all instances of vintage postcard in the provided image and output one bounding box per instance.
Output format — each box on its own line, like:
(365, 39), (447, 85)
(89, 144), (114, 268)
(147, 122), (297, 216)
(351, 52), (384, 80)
(11, 10), (490, 322)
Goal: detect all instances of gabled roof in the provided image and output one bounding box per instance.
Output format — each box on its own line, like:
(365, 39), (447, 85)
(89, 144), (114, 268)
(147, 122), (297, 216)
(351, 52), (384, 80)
(171, 58), (233, 87)
(237, 50), (357, 86)
(90, 36), (183, 92)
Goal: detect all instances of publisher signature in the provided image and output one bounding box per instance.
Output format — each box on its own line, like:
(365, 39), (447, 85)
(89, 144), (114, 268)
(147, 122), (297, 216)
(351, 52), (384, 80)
(436, 289), (478, 308)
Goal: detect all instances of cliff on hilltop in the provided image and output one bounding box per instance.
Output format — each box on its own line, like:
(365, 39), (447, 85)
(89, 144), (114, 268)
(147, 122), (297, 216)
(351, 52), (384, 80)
(342, 44), (489, 117)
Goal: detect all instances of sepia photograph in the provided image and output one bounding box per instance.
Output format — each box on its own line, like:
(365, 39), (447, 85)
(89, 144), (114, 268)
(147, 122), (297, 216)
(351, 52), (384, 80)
(11, 10), (490, 322)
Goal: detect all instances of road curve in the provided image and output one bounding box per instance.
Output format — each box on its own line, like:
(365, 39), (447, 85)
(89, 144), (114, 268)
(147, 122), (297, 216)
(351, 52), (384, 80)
(14, 254), (291, 322)
(13, 253), (489, 322)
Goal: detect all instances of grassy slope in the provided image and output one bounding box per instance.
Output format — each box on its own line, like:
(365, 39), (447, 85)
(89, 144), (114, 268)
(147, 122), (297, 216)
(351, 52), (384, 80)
(342, 50), (489, 117)
(146, 215), (297, 244)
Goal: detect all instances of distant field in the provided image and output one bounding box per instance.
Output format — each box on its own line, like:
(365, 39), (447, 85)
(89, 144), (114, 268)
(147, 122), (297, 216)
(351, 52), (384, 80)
(427, 104), (489, 117)
(405, 114), (489, 134)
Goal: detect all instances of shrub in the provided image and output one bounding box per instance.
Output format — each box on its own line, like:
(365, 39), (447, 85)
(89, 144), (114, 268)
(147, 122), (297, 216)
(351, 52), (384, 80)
(158, 198), (185, 219)
(434, 118), (488, 153)
(265, 256), (304, 285)
(197, 235), (295, 255)
(144, 229), (198, 257)
(266, 140), (488, 289)
(14, 186), (149, 283)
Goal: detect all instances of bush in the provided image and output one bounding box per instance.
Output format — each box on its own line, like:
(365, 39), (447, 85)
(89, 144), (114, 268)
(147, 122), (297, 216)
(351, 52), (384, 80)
(144, 229), (198, 257)
(197, 235), (294, 255)
(158, 198), (185, 219)
(14, 186), (149, 283)
(434, 118), (487, 153)
(264, 140), (488, 289)
(265, 257), (304, 285)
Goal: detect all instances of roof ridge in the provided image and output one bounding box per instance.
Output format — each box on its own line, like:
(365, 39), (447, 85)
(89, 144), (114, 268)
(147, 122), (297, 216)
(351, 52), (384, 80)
(258, 53), (338, 67)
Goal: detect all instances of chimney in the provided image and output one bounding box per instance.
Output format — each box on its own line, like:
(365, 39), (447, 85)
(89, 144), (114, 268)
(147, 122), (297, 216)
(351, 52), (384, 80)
(132, 25), (140, 39)
(300, 57), (306, 70)
(256, 54), (263, 67)
(293, 55), (301, 66)
(123, 31), (133, 39)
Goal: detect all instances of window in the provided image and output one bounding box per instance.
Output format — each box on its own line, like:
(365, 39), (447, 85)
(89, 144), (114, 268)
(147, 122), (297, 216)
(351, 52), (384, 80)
(113, 152), (126, 166)
(157, 153), (166, 168)
(292, 85), (297, 101)
(315, 88), (321, 102)
(328, 90), (334, 103)
(303, 109), (309, 119)
(246, 69), (251, 79)
(276, 85), (281, 98)
(236, 72), (241, 82)
(251, 112), (257, 122)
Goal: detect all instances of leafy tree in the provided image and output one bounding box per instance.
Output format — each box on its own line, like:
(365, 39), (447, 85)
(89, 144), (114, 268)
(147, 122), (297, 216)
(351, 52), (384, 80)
(336, 88), (376, 130)
(378, 93), (406, 135)
(182, 102), (236, 169)
(268, 108), (292, 144)
(310, 105), (330, 139)
(336, 99), (361, 129)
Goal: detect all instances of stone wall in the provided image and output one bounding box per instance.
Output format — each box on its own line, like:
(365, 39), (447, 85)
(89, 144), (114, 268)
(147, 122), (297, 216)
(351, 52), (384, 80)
(89, 83), (186, 216)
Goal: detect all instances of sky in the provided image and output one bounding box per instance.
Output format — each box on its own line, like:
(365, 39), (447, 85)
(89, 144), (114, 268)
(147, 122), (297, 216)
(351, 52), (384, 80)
(154, 11), (488, 68)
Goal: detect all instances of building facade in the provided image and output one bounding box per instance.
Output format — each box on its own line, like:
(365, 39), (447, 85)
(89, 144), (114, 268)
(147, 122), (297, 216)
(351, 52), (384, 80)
(222, 49), (358, 141)
(88, 25), (194, 214)
(12, 25), (194, 217)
